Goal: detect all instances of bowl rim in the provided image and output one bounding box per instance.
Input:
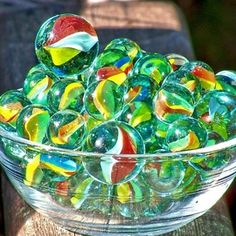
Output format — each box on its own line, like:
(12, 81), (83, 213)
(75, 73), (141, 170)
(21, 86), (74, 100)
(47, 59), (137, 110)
(0, 128), (235, 159)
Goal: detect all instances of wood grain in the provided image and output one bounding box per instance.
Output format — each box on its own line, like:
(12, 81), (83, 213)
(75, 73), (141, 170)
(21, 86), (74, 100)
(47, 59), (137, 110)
(0, 1), (234, 236)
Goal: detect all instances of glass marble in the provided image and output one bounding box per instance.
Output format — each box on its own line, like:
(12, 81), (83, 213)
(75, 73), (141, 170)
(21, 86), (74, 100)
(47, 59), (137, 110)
(144, 190), (173, 217)
(190, 151), (231, 173)
(0, 90), (30, 128)
(82, 121), (145, 184)
(115, 178), (145, 204)
(180, 61), (216, 91)
(142, 160), (185, 194)
(70, 170), (111, 213)
(16, 105), (51, 143)
(88, 66), (127, 86)
(83, 114), (102, 132)
(114, 177), (150, 218)
(144, 136), (166, 154)
(23, 66), (59, 105)
(84, 80), (126, 121)
(120, 102), (157, 144)
(24, 154), (44, 186)
(94, 49), (133, 75)
(153, 117), (170, 151)
(35, 14), (99, 77)
(153, 83), (194, 123)
(47, 110), (85, 149)
(1, 138), (27, 164)
(47, 79), (85, 113)
(172, 165), (199, 199)
(40, 154), (79, 177)
(131, 53), (172, 85)
(216, 70), (236, 95)
(165, 53), (189, 71)
(166, 117), (208, 152)
(105, 38), (142, 61)
(27, 64), (46, 74)
(125, 74), (159, 104)
(24, 153), (80, 187)
(193, 90), (236, 140)
(162, 70), (201, 101)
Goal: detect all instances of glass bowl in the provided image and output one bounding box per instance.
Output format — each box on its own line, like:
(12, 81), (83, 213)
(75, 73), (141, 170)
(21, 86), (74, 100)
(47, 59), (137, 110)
(0, 128), (235, 236)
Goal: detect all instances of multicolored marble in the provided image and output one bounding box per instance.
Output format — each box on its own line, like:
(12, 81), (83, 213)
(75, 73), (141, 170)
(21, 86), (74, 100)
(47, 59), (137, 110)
(166, 117), (208, 152)
(153, 117), (170, 152)
(2, 139), (28, 165)
(40, 154), (78, 177)
(165, 53), (189, 71)
(16, 105), (51, 143)
(153, 83), (194, 123)
(216, 70), (236, 95)
(35, 14), (99, 76)
(88, 66), (127, 86)
(82, 121), (144, 184)
(193, 90), (236, 140)
(23, 66), (59, 105)
(162, 69), (201, 101)
(47, 110), (85, 149)
(125, 74), (159, 104)
(142, 160), (185, 194)
(27, 64), (46, 74)
(190, 151), (231, 173)
(94, 49), (133, 75)
(120, 102), (157, 145)
(131, 53), (172, 85)
(47, 79), (85, 113)
(114, 177), (150, 218)
(83, 114), (102, 132)
(172, 165), (199, 199)
(84, 80), (126, 121)
(69, 170), (111, 213)
(105, 38), (141, 61)
(0, 90), (30, 128)
(24, 154), (44, 186)
(180, 61), (216, 91)
(24, 152), (80, 187)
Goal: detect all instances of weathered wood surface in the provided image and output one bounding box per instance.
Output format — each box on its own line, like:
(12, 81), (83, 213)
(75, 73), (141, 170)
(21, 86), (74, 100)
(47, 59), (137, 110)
(0, 0), (234, 235)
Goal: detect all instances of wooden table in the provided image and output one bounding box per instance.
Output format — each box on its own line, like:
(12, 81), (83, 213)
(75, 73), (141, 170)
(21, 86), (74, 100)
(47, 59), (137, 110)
(0, 1), (234, 235)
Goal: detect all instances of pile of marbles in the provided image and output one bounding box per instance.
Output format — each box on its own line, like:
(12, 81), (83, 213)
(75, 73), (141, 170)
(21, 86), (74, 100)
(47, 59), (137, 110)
(0, 14), (236, 217)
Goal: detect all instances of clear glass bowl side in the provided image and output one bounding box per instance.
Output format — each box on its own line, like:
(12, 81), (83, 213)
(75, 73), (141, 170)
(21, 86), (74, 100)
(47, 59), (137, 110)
(0, 129), (236, 235)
